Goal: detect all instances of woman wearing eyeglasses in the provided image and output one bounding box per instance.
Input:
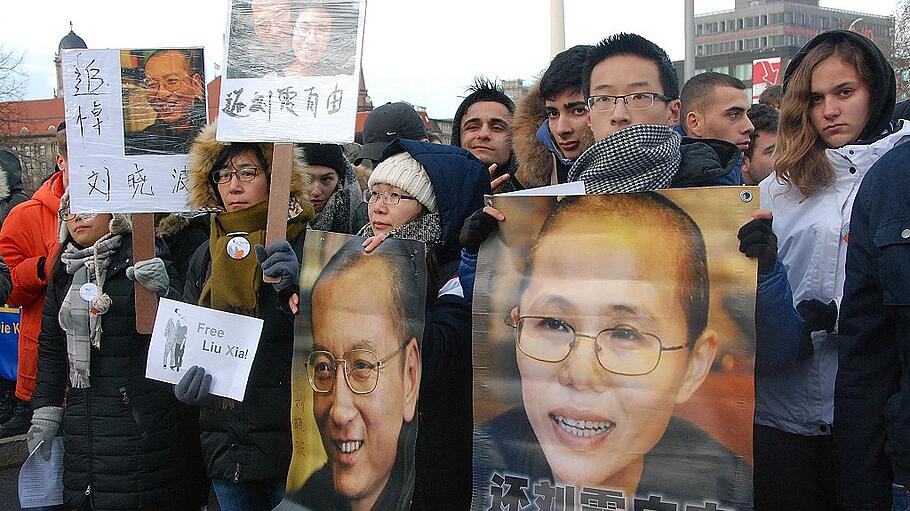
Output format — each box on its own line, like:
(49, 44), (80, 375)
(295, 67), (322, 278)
(175, 124), (314, 511)
(27, 195), (193, 510)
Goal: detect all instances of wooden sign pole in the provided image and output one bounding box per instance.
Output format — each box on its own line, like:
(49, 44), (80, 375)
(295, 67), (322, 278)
(133, 213), (157, 334)
(264, 143), (295, 284)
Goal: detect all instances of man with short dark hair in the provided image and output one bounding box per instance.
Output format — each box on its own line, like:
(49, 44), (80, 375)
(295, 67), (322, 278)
(743, 104), (778, 185)
(513, 45), (595, 187)
(759, 84), (783, 110)
(125, 49), (207, 155)
(680, 72), (754, 152)
(451, 77), (521, 192)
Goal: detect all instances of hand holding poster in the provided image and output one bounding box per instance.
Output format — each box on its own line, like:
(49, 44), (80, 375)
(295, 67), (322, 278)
(472, 189), (757, 510)
(61, 48), (207, 213)
(145, 298), (263, 401)
(218, 0), (366, 143)
(276, 231), (426, 511)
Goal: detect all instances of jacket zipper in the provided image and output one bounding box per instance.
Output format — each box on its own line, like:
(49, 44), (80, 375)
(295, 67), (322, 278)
(84, 391), (94, 508)
(233, 462), (241, 483)
(119, 387), (148, 439)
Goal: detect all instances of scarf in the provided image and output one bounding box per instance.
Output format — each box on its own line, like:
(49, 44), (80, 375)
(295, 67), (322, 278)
(200, 201), (308, 316)
(357, 211), (442, 248)
(308, 162), (363, 235)
(567, 124), (681, 194)
(58, 233), (123, 388)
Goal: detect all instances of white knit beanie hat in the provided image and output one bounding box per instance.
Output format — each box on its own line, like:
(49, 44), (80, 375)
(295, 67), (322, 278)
(368, 152), (437, 213)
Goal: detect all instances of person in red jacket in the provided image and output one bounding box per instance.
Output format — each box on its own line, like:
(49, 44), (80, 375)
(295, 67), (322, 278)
(0, 122), (67, 437)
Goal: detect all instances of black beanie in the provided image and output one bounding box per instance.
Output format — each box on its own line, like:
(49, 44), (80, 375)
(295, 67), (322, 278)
(300, 143), (348, 181)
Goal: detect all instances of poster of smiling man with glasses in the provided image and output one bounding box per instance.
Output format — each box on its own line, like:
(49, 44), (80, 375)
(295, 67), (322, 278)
(121, 48), (207, 156)
(278, 232), (425, 511)
(472, 189), (757, 511)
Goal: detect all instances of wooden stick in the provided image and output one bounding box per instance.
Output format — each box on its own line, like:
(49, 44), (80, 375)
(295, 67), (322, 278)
(264, 143), (294, 284)
(133, 213), (157, 334)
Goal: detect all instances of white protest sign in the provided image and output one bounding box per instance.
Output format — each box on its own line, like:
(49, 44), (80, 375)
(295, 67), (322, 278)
(501, 181), (586, 196)
(217, 0), (366, 143)
(61, 48), (207, 213)
(145, 298), (263, 401)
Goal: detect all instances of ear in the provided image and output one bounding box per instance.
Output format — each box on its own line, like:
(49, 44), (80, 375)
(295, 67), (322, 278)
(192, 73), (204, 99)
(509, 306), (520, 327)
(667, 99), (681, 128)
(741, 156), (752, 180)
(402, 337), (421, 423)
(685, 111), (702, 138)
(674, 329), (717, 404)
(585, 108), (592, 128)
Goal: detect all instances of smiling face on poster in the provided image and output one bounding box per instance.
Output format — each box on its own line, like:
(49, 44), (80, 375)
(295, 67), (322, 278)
(280, 232), (426, 511)
(471, 189), (758, 511)
(219, 0), (365, 143)
(61, 48), (206, 213)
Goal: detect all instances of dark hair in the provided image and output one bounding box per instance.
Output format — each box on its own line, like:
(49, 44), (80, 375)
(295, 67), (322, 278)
(209, 143), (268, 207)
(145, 49), (200, 76)
(300, 143), (347, 182)
(582, 33), (679, 99)
(55, 124), (67, 158)
(758, 85), (783, 107)
(680, 72), (747, 122)
(745, 104), (779, 158)
(309, 237), (426, 347)
(519, 193), (709, 343)
(540, 45), (593, 100)
(450, 76), (516, 147)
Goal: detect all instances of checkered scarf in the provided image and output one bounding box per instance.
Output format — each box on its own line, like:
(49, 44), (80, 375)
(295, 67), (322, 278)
(357, 211), (442, 248)
(567, 124), (681, 194)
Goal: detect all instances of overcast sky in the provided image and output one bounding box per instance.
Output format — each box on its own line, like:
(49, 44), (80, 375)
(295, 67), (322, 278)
(1, 0), (899, 119)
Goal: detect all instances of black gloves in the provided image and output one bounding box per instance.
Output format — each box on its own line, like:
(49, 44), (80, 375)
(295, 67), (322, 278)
(174, 366), (215, 407)
(459, 209), (499, 254)
(255, 240), (299, 293)
(795, 299), (838, 360)
(738, 218), (777, 275)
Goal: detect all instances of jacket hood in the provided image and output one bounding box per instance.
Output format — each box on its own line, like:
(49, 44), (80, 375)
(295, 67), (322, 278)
(381, 139), (490, 259)
(187, 123), (312, 213)
(673, 137), (742, 187)
(33, 170), (65, 212)
(784, 30), (895, 142)
(512, 81), (594, 188)
(156, 213), (209, 238)
(0, 147), (24, 200)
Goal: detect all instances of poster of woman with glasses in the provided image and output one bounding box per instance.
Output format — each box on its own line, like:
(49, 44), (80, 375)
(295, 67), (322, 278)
(472, 189), (757, 511)
(120, 48), (207, 156)
(278, 232), (425, 511)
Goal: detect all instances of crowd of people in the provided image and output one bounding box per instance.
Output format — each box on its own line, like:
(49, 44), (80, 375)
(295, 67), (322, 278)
(0, 26), (907, 511)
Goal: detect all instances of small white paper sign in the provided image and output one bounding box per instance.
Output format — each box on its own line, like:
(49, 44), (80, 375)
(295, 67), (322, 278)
(18, 437), (64, 508)
(146, 298), (264, 401)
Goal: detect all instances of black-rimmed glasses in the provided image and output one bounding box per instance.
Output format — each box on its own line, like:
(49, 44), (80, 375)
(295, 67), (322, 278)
(210, 166), (260, 185)
(586, 92), (674, 112)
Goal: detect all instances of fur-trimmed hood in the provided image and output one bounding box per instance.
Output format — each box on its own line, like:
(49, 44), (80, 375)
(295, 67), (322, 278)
(187, 124), (312, 214)
(512, 82), (595, 188)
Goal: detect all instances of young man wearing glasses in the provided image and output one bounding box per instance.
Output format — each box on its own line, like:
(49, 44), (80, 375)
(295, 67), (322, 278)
(567, 33), (743, 192)
(125, 49), (207, 156)
(281, 240), (423, 511)
(474, 193), (752, 508)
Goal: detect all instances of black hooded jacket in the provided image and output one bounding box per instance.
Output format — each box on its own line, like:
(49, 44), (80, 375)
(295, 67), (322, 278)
(783, 30), (896, 144)
(0, 147), (30, 226)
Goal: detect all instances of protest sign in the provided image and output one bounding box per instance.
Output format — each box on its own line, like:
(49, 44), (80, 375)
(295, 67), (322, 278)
(61, 48), (207, 213)
(277, 231), (426, 511)
(472, 188), (758, 510)
(145, 297), (263, 401)
(217, 0), (366, 143)
(0, 306), (19, 381)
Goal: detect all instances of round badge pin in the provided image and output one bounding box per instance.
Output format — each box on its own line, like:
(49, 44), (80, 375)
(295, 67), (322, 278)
(79, 282), (99, 302)
(227, 236), (251, 260)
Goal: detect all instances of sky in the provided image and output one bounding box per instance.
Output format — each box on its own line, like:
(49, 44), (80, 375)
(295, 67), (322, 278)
(0, 0), (900, 120)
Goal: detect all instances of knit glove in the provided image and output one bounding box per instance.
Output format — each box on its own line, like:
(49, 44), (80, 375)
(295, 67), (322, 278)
(795, 299), (838, 360)
(459, 209), (500, 254)
(126, 257), (169, 296)
(737, 218), (777, 275)
(174, 366), (216, 407)
(26, 406), (63, 461)
(255, 240), (299, 293)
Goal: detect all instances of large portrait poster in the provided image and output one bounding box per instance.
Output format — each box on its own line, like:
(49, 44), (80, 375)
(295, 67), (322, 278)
(61, 48), (206, 212)
(277, 231), (426, 511)
(472, 188), (758, 511)
(218, 0), (366, 143)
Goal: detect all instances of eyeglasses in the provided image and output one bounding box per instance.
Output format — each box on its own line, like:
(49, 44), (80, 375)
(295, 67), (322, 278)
(210, 166), (260, 184)
(586, 92), (674, 112)
(60, 211), (98, 223)
(506, 315), (690, 376)
(306, 342), (408, 394)
(363, 189), (418, 206)
(142, 76), (189, 93)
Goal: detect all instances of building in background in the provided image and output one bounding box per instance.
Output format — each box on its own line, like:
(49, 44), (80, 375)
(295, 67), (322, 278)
(500, 78), (529, 105)
(674, 0), (896, 101)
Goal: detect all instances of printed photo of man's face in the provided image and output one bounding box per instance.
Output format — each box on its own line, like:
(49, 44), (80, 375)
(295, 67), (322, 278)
(309, 256), (420, 510)
(512, 196), (716, 494)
